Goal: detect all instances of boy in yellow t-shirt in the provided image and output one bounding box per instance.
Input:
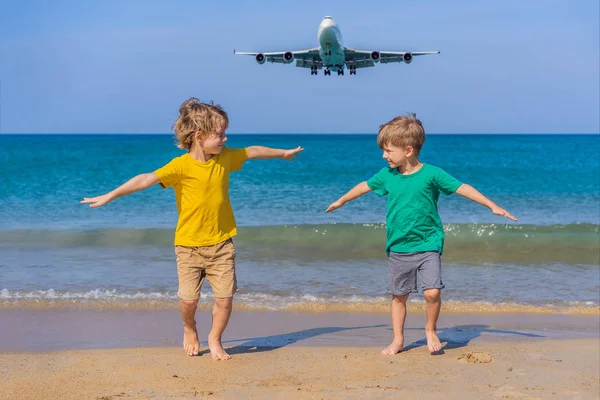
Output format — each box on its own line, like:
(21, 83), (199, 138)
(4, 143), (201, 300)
(81, 98), (303, 360)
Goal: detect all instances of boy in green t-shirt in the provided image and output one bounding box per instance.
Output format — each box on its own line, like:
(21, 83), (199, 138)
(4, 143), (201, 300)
(326, 114), (516, 355)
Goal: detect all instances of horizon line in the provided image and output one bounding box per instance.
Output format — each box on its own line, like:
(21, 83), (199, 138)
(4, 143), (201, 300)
(1, 132), (599, 135)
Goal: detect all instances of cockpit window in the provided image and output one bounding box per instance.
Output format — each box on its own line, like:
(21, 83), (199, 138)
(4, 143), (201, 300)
(324, 16), (332, 19)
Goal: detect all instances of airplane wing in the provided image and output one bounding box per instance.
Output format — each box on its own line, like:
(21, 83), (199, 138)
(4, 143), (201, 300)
(234, 48), (323, 68)
(344, 48), (440, 68)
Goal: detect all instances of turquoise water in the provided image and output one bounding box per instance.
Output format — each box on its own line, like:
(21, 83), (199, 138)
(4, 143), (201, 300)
(1, 134), (599, 309)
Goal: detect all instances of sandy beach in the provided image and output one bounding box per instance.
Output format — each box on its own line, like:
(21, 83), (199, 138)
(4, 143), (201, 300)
(1, 339), (598, 400)
(1, 308), (598, 399)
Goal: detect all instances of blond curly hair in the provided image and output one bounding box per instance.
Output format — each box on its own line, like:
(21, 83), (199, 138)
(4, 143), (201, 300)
(172, 97), (229, 150)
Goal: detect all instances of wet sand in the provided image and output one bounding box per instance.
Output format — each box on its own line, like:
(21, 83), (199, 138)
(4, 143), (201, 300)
(1, 307), (598, 352)
(0, 308), (598, 399)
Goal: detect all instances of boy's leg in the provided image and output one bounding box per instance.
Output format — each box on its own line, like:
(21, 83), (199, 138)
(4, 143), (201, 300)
(179, 299), (200, 356)
(175, 246), (205, 356)
(204, 238), (238, 361)
(381, 294), (409, 355)
(419, 252), (444, 353)
(383, 252), (418, 355)
(424, 289), (442, 352)
(208, 297), (233, 360)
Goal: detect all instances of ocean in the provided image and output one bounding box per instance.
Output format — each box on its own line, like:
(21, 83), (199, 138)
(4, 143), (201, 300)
(1, 134), (599, 312)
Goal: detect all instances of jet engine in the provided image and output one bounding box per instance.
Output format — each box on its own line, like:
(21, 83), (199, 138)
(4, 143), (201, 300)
(255, 53), (266, 64)
(403, 52), (413, 64)
(283, 51), (294, 64)
(370, 51), (381, 63)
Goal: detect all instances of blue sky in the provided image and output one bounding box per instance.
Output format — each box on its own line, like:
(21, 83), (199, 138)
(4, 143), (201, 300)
(0, 0), (598, 134)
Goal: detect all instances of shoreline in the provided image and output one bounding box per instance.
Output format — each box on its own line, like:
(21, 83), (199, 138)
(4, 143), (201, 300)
(1, 308), (598, 353)
(1, 298), (598, 315)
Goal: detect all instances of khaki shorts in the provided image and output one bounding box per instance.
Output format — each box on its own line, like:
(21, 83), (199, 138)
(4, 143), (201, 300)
(175, 238), (237, 301)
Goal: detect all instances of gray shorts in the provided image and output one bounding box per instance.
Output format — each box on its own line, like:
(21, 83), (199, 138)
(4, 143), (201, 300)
(387, 251), (444, 296)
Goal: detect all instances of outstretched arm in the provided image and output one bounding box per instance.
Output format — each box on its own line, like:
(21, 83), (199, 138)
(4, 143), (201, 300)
(326, 181), (372, 212)
(80, 173), (161, 208)
(455, 184), (517, 221)
(247, 146), (304, 161)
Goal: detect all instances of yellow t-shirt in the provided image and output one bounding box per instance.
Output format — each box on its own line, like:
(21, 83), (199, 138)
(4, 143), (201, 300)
(154, 147), (248, 246)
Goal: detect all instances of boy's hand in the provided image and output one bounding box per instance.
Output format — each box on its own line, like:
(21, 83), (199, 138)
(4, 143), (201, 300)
(326, 200), (345, 213)
(81, 194), (112, 208)
(281, 146), (304, 161)
(491, 206), (517, 221)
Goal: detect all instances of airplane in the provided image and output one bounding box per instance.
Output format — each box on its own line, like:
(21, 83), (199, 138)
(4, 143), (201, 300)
(234, 16), (439, 76)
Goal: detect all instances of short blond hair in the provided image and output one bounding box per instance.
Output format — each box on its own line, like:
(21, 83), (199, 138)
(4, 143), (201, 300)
(172, 97), (229, 150)
(377, 113), (425, 155)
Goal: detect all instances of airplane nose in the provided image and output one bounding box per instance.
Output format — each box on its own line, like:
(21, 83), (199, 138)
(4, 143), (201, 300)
(319, 17), (335, 28)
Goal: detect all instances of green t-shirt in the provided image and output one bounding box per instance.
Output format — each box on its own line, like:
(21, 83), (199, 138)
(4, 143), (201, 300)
(366, 163), (462, 256)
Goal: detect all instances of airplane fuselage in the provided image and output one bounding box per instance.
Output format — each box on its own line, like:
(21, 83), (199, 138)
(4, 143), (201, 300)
(318, 17), (345, 71)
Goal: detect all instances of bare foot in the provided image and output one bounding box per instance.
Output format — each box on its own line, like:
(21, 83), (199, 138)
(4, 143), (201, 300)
(183, 325), (200, 356)
(425, 329), (443, 353)
(381, 338), (404, 355)
(208, 335), (231, 361)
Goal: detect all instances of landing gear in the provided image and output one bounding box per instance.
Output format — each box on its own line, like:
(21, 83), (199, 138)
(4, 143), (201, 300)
(321, 67), (344, 76)
(310, 66), (318, 75)
(348, 66), (357, 75)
